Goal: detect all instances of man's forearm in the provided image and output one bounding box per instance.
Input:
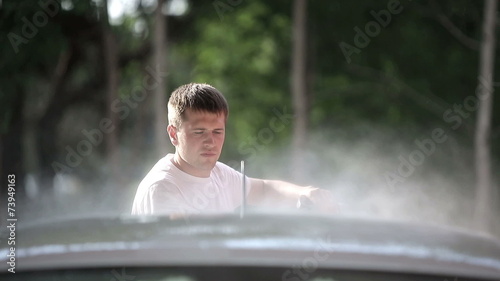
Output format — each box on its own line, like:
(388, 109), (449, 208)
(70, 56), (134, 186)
(249, 179), (315, 208)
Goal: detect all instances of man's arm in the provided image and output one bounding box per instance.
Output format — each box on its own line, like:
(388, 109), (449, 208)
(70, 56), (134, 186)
(247, 178), (338, 212)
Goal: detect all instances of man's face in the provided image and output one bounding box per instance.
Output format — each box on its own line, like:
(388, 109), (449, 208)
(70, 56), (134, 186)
(168, 109), (226, 177)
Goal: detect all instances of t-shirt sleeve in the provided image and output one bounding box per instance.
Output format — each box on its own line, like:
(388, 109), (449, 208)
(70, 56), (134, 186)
(144, 182), (197, 215)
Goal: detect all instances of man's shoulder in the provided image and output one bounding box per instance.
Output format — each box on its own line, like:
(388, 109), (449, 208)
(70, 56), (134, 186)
(139, 154), (178, 188)
(151, 153), (175, 171)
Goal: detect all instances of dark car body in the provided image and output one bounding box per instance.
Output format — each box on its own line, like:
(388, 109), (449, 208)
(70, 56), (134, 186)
(1, 213), (499, 280)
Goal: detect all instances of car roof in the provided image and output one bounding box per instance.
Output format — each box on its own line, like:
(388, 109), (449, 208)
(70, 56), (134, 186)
(1, 212), (500, 279)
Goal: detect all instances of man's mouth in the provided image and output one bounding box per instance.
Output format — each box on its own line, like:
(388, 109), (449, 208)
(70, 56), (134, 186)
(201, 152), (217, 157)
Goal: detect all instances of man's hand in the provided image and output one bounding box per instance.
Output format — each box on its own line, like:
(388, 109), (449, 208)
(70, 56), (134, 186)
(249, 178), (339, 212)
(298, 188), (338, 213)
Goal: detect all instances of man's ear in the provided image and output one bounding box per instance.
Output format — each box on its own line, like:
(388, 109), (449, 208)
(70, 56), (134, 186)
(167, 125), (178, 146)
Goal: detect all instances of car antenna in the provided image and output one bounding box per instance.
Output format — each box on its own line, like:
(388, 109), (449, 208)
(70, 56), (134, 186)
(240, 160), (246, 219)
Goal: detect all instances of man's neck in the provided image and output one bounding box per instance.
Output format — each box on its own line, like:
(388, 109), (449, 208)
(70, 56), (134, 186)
(171, 153), (211, 178)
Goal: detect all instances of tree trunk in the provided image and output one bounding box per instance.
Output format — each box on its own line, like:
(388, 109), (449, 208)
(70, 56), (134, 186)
(102, 0), (120, 171)
(1, 89), (26, 216)
(474, 0), (497, 232)
(291, 0), (309, 181)
(153, 0), (169, 156)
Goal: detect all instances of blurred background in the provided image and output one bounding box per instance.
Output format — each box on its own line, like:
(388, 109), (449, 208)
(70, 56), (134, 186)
(0, 0), (499, 236)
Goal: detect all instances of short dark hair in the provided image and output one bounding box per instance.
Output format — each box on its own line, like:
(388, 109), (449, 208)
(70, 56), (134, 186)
(168, 83), (229, 127)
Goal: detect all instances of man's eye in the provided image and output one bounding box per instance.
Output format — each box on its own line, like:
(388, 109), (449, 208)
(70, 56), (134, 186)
(214, 131), (223, 135)
(194, 131), (204, 135)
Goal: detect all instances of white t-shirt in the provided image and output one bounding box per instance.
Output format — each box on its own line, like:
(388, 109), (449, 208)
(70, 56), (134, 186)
(131, 154), (250, 215)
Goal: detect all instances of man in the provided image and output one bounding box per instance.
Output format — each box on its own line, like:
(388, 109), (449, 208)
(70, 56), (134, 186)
(132, 83), (337, 216)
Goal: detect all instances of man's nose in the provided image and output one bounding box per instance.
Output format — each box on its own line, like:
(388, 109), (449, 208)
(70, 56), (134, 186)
(203, 133), (215, 145)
